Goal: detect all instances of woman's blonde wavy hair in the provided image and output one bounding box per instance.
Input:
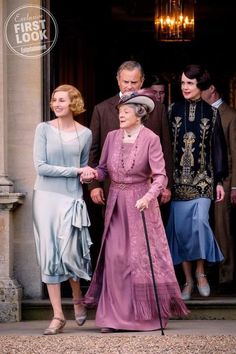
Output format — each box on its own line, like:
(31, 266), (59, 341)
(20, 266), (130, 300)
(50, 84), (85, 116)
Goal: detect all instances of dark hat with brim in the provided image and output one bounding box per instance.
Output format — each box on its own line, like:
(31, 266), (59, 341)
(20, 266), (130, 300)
(117, 89), (155, 113)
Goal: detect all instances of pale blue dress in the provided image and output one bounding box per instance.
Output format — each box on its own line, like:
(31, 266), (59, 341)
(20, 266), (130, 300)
(32, 122), (92, 284)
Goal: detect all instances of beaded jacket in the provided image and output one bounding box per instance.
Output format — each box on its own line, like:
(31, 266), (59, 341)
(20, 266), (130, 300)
(169, 98), (228, 201)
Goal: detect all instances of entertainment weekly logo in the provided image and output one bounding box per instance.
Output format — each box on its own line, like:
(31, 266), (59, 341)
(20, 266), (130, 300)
(4, 5), (58, 59)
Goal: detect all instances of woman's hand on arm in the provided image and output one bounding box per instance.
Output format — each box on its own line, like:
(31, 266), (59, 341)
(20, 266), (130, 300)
(78, 167), (98, 184)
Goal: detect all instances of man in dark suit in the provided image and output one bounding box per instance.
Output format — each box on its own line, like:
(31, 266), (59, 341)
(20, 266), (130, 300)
(202, 75), (236, 289)
(88, 60), (173, 206)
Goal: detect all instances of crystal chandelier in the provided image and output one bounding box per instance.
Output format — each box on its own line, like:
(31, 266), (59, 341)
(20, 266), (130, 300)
(155, 0), (195, 41)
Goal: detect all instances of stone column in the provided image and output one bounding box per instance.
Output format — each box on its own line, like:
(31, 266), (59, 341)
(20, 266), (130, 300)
(0, 0), (25, 322)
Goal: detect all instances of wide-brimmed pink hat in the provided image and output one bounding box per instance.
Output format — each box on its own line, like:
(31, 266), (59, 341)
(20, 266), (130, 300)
(117, 89), (156, 113)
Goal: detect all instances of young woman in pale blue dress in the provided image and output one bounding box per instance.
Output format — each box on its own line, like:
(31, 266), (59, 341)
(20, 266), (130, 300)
(33, 84), (94, 335)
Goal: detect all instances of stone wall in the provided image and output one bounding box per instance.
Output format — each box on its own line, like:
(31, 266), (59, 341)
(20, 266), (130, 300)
(0, 0), (43, 322)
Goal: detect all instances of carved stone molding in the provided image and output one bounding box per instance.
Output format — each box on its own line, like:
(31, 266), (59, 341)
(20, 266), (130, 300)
(0, 192), (25, 211)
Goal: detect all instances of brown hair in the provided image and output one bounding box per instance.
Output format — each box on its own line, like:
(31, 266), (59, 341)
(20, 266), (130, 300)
(50, 84), (85, 116)
(183, 64), (211, 91)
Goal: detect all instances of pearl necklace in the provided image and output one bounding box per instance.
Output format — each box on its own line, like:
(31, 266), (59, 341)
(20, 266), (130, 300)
(121, 125), (143, 173)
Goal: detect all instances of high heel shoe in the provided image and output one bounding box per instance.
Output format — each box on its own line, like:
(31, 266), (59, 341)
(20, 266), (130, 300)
(43, 317), (66, 335)
(181, 281), (194, 301)
(195, 273), (210, 297)
(73, 299), (87, 326)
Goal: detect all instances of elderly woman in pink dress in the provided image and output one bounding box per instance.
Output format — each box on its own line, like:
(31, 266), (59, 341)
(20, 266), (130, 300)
(81, 90), (189, 333)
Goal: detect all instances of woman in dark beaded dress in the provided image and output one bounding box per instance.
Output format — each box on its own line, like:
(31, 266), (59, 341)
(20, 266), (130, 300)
(166, 65), (228, 301)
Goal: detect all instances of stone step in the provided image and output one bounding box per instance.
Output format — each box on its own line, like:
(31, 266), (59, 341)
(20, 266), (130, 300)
(22, 299), (96, 321)
(185, 296), (236, 320)
(22, 296), (236, 321)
